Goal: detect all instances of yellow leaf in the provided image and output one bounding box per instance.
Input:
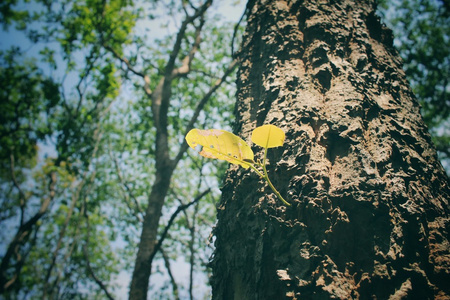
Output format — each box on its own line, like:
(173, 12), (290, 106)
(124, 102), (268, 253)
(251, 124), (285, 148)
(185, 129), (254, 168)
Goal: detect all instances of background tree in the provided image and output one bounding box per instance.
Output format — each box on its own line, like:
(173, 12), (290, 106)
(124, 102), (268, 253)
(211, 0), (449, 299)
(0, 0), (239, 298)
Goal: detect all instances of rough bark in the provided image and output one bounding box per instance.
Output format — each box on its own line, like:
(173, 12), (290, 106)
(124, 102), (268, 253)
(211, 0), (450, 299)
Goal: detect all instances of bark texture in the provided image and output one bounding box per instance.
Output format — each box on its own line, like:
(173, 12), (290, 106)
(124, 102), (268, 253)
(211, 0), (450, 299)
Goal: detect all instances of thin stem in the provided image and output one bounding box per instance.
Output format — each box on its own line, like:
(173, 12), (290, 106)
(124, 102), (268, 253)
(249, 164), (264, 178)
(261, 148), (291, 206)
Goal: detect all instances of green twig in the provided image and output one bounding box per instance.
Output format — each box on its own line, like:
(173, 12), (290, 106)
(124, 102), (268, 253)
(257, 148), (291, 206)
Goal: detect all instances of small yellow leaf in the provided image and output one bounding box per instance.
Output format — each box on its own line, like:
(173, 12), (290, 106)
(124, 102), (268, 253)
(186, 129), (254, 168)
(251, 124), (285, 148)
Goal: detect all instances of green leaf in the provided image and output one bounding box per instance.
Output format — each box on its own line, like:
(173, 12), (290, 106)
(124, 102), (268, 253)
(186, 129), (254, 168)
(251, 124), (285, 148)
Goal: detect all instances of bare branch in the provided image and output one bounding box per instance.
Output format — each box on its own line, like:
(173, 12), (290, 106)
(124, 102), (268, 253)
(151, 0), (212, 140)
(188, 200), (199, 300)
(231, 5), (248, 58)
(110, 151), (144, 222)
(103, 44), (152, 97)
(9, 153), (26, 226)
(181, 0), (189, 17)
(165, 0), (212, 79)
(161, 249), (180, 300)
(186, 0), (196, 11)
(149, 189), (211, 264)
(172, 16), (205, 78)
(0, 170), (56, 293)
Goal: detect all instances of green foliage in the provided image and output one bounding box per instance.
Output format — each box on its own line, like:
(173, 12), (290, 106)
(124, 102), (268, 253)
(0, 0), (131, 297)
(0, 0), (30, 30)
(0, 48), (60, 175)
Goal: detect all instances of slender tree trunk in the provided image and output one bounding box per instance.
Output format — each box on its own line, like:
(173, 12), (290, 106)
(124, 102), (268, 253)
(127, 2), (222, 298)
(211, 0), (450, 299)
(129, 156), (174, 300)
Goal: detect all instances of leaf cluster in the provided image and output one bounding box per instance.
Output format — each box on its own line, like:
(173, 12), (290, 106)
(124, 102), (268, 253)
(186, 124), (291, 206)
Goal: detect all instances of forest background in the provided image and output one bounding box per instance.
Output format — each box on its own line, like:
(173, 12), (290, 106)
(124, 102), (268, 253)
(0, 0), (448, 299)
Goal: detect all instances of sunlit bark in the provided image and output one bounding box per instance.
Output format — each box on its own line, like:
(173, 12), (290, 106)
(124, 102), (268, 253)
(211, 0), (450, 299)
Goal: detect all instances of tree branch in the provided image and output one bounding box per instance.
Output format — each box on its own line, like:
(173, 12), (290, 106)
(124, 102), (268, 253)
(110, 151), (144, 222)
(75, 50), (98, 116)
(188, 199), (199, 300)
(44, 105), (107, 297)
(154, 0), (212, 138)
(82, 195), (115, 300)
(0, 170), (56, 293)
(165, 0), (212, 78)
(172, 16), (205, 78)
(43, 178), (81, 295)
(9, 153), (26, 226)
(149, 188), (210, 264)
(231, 5), (248, 58)
(174, 58), (238, 165)
(103, 43), (152, 97)
(161, 249), (180, 300)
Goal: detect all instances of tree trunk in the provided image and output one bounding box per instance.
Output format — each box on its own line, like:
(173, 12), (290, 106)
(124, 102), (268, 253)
(210, 0), (450, 299)
(129, 164), (173, 300)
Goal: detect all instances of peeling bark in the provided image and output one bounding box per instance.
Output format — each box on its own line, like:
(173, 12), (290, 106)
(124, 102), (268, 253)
(211, 0), (450, 299)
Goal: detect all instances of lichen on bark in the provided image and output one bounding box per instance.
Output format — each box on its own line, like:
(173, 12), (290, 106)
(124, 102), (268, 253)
(211, 1), (450, 299)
